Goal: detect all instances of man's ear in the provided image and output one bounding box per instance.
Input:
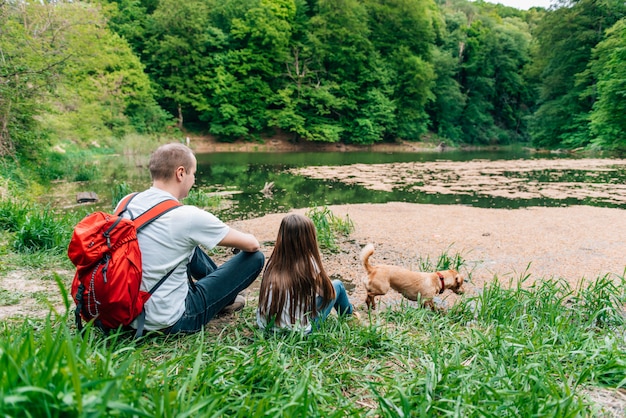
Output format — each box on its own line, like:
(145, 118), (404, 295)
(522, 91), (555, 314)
(175, 166), (185, 182)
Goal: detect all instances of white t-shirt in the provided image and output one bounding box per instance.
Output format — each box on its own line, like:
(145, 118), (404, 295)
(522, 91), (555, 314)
(256, 292), (313, 334)
(117, 187), (230, 330)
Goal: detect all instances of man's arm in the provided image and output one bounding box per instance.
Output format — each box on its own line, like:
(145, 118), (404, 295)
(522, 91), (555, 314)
(217, 228), (261, 253)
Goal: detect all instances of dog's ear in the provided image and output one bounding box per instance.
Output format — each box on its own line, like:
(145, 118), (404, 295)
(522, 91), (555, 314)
(453, 274), (465, 294)
(455, 274), (464, 286)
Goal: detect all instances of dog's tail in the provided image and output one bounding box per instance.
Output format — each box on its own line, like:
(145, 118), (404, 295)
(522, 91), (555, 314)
(360, 243), (376, 274)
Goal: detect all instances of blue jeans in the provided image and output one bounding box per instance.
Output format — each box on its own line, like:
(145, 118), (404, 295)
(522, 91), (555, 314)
(169, 247), (265, 334)
(313, 279), (354, 328)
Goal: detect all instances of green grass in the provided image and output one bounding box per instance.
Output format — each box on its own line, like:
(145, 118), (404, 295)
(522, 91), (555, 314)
(183, 188), (223, 209)
(307, 206), (355, 253)
(111, 181), (134, 209)
(413, 244), (466, 272)
(112, 182), (223, 210)
(13, 205), (75, 253)
(33, 148), (103, 183)
(0, 273), (624, 417)
(0, 199), (30, 233)
(0, 198), (76, 254)
(0, 289), (23, 306)
(0, 182), (83, 253)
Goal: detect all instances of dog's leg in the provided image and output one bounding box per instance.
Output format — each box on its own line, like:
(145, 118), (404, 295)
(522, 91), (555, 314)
(365, 293), (378, 310)
(423, 299), (436, 311)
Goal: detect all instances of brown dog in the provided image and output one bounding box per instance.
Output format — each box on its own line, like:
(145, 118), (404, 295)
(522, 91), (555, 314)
(361, 243), (465, 310)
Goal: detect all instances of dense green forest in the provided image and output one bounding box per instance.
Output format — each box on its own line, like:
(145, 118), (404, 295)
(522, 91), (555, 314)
(1, 0), (626, 163)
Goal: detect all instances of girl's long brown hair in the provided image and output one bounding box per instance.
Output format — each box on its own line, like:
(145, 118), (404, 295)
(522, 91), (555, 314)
(258, 213), (335, 326)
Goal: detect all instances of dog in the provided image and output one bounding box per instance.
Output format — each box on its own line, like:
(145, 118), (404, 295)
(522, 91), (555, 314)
(360, 243), (465, 310)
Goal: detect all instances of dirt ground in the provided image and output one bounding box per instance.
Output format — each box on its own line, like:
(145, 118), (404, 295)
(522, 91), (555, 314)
(232, 203), (626, 308)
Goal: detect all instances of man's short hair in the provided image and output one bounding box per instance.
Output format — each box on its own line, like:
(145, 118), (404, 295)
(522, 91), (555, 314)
(149, 143), (195, 181)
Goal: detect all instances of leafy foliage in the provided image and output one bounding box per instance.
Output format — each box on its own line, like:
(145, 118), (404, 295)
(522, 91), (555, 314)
(529, 0), (626, 148)
(0, 1), (171, 161)
(0, 2), (62, 157)
(183, 189), (222, 210)
(3, 0), (626, 157)
(588, 18), (626, 150)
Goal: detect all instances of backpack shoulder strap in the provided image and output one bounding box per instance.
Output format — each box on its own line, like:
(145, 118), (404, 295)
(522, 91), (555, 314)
(133, 199), (182, 231)
(114, 192), (139, 216)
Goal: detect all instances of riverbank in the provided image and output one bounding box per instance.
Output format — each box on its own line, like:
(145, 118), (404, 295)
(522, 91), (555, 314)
(187, 133), (594, 155)
(188, 133), (450, 153)
(2, 138), (625, 417)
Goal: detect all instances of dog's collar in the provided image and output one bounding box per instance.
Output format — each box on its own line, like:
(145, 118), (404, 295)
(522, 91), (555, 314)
(436, 272), (445, 294)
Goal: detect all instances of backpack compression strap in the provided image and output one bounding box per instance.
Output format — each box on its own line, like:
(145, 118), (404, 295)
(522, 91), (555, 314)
(132, 265), (178, 339)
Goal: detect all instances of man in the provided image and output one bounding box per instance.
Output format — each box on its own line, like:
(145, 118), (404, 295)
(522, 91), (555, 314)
(117, 142), (265, 334)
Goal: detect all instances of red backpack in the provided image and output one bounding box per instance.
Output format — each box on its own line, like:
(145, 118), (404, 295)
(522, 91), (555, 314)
(68, 193), (180, 337)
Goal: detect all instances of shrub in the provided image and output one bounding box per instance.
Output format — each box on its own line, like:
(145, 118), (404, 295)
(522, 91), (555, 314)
(13, 205), (72, 253)
(0, 199), (29, 233)
(32, 150), (102, 183)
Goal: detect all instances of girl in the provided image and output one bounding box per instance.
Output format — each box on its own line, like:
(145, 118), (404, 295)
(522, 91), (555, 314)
(257, 213), (356, 333)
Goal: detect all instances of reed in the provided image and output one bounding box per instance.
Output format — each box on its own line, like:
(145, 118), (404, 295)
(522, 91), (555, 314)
(111, 182), (134, 208)
(183, 189), (222, 209)
(306, 206), (355, 253)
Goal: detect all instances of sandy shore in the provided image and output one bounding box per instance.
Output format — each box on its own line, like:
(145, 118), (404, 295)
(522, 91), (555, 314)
(231, 203), (626, 308)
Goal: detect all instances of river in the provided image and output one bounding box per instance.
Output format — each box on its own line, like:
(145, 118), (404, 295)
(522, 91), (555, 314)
(192, 149), (626, 221)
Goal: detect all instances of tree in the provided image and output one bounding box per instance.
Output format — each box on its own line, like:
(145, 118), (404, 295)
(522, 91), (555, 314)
(393, 49), (435, 140)
(588, 18), (626, 150)
(143, 0), (218, 129)
(529, 0), (626, 148)
(428, 2), (534, 145)
(0, 1), (169, 158)
(42, 2), (170, 140)
(100, 0), (150, 54)
(304, 0), (376, 143)
(427, 47), (466, 141)
(202, 0), (296, 140)
(364, 0), (438, 141)
(490, 17), (533, 141)
(427, 7), (469, 142)
(0, 1), (69, 157)
(460, 14), (533, 144)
